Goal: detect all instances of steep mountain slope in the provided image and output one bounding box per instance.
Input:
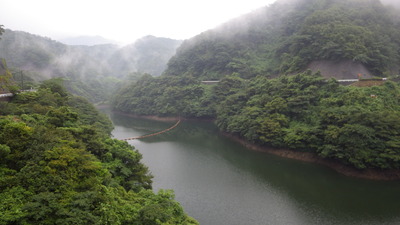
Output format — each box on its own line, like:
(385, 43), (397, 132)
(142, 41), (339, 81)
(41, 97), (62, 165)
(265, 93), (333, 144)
(164, 0), (400, 79)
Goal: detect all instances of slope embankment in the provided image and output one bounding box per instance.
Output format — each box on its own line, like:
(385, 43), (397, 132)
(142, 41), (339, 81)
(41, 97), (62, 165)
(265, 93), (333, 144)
(307, 60), (374, 79)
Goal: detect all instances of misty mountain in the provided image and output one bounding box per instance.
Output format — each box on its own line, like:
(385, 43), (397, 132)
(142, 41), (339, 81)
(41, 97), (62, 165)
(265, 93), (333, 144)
(164, 0), (400, 80)
(0, 30), (117, 79)
(0, 30), (182, 79)
(0, 30), (182, 101)
(58, 35), (119, 46)
(109, 36), (183, 77)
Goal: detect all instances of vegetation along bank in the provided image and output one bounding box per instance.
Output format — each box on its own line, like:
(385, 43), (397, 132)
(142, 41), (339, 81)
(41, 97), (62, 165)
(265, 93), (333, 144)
(0, 79), (198, 224)
(112, 0), (400, 177)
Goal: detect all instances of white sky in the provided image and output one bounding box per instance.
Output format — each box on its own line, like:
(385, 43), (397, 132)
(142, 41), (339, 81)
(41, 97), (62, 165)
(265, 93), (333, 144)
(0, 0), (277, 44)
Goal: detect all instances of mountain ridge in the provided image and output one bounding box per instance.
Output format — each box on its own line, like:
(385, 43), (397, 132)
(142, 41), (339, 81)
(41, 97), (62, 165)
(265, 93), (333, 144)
(0, 29), (182, 101)
(164, 0), (400, 80)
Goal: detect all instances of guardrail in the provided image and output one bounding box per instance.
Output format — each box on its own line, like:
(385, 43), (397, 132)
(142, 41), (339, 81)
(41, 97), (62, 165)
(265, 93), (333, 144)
(0, 89), (37, 98)
(0, 93), (13, 98)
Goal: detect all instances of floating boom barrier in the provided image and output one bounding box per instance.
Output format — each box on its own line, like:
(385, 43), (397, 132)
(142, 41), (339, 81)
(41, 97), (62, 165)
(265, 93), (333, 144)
(122, 120), (181, 141)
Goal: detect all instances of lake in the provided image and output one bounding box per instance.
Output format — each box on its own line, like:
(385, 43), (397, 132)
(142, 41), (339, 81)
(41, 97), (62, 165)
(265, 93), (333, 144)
(106, 109), (400, 225)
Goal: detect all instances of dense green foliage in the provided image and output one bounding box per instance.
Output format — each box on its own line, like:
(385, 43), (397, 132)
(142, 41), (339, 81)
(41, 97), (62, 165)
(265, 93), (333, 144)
(0, 80), (198, 224)
(112, 74), (215, 118)
(278, 0), (400, 75)
(216, 72), (400, 169)
(0, 59), (16, 92)
(113, 71), (400, 170)
(164, 0), (400, 79)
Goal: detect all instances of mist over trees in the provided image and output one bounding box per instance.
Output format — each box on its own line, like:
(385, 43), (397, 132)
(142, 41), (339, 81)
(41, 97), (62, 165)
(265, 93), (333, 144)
(0, 30), (182, 102)
(113, 0), (400, 171)
(164, 0), (400, 79)
(109, 36), (182, 77)
(3, 0), (400, 222)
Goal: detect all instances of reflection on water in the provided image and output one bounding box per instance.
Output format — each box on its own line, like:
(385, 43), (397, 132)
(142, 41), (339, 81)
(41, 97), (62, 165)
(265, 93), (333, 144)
(105, 109), (400, 225)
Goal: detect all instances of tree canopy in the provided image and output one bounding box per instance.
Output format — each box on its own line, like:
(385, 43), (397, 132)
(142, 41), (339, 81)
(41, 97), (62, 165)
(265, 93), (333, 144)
(0, 79), (198, 224)
(164, 0), (400, 79)
(112, 70), (400, 170)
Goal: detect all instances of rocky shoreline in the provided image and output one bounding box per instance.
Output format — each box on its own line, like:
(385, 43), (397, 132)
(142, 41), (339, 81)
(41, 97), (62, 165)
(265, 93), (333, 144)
(223, 132), (400, 181)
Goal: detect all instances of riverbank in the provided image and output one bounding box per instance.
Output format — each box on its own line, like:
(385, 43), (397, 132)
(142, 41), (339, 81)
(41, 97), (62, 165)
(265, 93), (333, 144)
(223, 133), (400, 181)
(109, 109), (400, 181)
(112, 110), (214, 122)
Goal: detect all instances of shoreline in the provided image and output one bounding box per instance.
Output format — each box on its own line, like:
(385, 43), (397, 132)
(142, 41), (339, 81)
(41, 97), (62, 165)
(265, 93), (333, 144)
(111, 109), (400, 181)
(113, 111), (181, 122)
(223, 132), (400, 181)
(112, 110), (214, 122)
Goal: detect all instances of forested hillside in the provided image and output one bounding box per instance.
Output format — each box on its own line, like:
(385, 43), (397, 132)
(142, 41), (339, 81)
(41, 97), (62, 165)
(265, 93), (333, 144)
(164, 0), (400, 79)
(0, 30), (181, 102)
(0, 79), (197, 224)
(109, 36), (183, 77)
(112, 0), (400, 171)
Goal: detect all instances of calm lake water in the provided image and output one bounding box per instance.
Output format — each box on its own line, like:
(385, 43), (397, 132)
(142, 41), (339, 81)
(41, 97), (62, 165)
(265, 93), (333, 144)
(105, 109), (400, 225)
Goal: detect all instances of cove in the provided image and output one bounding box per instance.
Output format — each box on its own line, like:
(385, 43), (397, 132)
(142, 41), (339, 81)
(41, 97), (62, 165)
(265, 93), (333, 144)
(105, 109), (400, 225)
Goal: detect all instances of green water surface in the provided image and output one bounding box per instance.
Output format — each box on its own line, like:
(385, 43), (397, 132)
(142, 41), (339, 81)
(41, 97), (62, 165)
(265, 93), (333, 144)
(107, 110), (400, 225)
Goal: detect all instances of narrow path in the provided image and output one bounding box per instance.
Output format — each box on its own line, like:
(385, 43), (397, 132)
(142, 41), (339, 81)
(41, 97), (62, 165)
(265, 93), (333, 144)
(122, 120), (181, 141)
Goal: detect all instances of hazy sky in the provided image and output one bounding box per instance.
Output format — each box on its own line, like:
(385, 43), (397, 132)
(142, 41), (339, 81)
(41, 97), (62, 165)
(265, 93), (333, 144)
(0, 0), (277, 44)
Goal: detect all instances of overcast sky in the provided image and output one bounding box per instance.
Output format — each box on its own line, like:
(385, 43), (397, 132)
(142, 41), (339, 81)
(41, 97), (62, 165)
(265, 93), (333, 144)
(0, 0), (277, 44)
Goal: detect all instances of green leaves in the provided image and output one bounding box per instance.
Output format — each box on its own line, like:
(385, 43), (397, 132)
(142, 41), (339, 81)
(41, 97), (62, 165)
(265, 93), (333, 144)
(0, 81), (196, 224)
(215, 71), (400, 169)
(163, 0), (400, 78)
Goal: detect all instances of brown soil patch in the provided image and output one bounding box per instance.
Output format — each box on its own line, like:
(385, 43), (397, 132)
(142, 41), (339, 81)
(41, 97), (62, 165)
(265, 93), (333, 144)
(307, 60), (373, 79)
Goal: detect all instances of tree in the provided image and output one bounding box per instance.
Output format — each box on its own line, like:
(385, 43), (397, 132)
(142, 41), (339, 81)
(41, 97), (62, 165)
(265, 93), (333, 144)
(0, 81), (198, 224)
(0, 59), (16, 92)
(0, 25), (4, 39)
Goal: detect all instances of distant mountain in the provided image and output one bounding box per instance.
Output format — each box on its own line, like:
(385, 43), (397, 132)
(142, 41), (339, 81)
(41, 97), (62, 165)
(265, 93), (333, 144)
(110, 36), (183, 76)
(0, 30), (182, 101)
(58, 35), (119, 46)
(0, 30), (116, 80)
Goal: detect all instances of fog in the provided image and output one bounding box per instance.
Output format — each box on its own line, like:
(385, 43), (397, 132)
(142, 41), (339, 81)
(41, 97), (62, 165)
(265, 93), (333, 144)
(381, 0), (400, 8)
(0, 0), (276, 44)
